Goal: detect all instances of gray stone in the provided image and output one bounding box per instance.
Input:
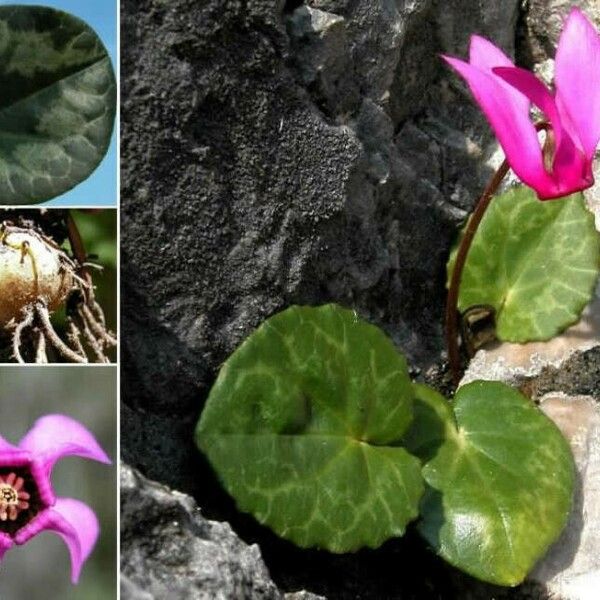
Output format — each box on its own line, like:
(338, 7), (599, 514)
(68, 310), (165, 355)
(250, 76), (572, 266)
(120, 463), (283, 599)
(522, 0), (600, 63)
(286, 6), (355, 116)
(121, 0), (522, 420)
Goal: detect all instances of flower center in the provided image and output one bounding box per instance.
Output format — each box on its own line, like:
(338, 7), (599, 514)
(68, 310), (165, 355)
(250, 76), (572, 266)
(0, 473), (30, 522)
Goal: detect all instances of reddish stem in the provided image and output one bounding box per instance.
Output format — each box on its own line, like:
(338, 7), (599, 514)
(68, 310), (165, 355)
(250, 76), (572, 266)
(66, 212), (93, 302)
(445, 160), (509, 386)
(445, 122), (551, 387)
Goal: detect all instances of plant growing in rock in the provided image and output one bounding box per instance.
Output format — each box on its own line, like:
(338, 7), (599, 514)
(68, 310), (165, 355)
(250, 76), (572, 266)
(0, 6), (116, 205)
(195, 7), (600, 590)
(196, 304), (575, 586)
(0, 210), (116, 363)
(444, 7), (600, 383)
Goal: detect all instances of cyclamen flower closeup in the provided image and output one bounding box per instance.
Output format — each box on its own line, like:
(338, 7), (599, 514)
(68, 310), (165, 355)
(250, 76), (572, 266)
(443, 8), (600, 200)
(0, 414), (110, 583)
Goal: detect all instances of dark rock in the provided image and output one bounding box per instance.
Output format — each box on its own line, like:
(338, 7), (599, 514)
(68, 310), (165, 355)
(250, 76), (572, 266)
(286, 6), (357, 116)
(527, 346), (600, 400)
(120, 463), (284, 599)
(121, 0), (519, 417)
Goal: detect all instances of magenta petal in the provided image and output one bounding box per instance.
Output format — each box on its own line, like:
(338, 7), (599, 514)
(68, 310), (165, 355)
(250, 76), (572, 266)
(0, 533), (13, 561)
(0, 434), (24, 464)
(492, 65), (589, 191)
(468, 36), (529, 115)
(0, 433), (20, 453)
(18, 414), (111, 473)
(442, 56), (549, 193)
(492, 66), (564, 149)
(50, 498), (99, 583)
(32, 499), (99, 584)
(555, 7), (600, 159)
(469, 34), (515, 69)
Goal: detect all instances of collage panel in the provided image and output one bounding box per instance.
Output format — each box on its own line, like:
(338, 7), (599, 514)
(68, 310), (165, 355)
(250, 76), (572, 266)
(0, 0), (119, 598)
(0, 208), (117, 364)
(0, 0), (117, 207)
(0, 366), (117, 598)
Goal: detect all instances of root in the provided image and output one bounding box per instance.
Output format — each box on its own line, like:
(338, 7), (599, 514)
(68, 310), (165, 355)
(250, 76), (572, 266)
(34, 329), (48, 364)
(80, 303), (117, 347)
(75, 308), (110, 363)
(65, 317), (87, 359)
(11, 307), (34, 364)
(34, 302), (88, 363)
(6, 297), (115, 364)
(90, 299), (106, 327)
(2, 214), (116, 363)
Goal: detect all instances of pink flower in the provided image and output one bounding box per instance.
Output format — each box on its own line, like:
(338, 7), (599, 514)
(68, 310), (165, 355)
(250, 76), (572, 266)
(0, 414), (111, 583)
(443, 8), (600, 200)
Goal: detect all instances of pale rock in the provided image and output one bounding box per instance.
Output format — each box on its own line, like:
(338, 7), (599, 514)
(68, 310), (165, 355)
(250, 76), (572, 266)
(532, 394), (600, 600)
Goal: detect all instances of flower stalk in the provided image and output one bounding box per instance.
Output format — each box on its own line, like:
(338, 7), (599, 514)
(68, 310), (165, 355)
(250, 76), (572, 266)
(445, 123), (554, 385)
(445, 160), (509, 386)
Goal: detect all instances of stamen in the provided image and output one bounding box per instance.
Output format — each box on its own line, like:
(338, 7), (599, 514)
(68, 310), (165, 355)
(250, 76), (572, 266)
(0, 473), (30, 521)
(541, 127), (556, 174)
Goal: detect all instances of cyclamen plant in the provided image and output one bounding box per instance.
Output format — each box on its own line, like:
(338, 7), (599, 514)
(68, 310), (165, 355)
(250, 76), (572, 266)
(444, 7), (600, 384)
(195, 7), (600, 590)
(0, 415), (110, 583)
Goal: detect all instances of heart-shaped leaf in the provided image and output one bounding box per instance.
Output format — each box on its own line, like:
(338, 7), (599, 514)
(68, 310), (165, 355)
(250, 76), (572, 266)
(196, 304), (423, 552)
(408, 382), (575, 586)
(448, 186), (600, 342)
(0, 6), (116, 205)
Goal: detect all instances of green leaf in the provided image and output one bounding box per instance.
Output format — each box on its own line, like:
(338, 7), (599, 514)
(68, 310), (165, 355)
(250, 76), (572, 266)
(196, 304), (423, 552)
(410, 382), (575, 586)
(0, 6), (116, 205)
(448, 186), (600, 342)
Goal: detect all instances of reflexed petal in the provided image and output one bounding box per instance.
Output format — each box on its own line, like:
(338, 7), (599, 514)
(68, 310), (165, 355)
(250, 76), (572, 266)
(18, 414), (111, 474)
(50, 498), (99, 583)
(0, 434), (19, 453)
(469, 36), (529, 115)
(442, 56), (550, 193)
(493, 65), (588, 194)
(469, 34), (515, 69)
(19, 499), (100, 584)
(555, 7), (600, 158)
(0, 532), (13, 560)
(493, 66), (563, 146)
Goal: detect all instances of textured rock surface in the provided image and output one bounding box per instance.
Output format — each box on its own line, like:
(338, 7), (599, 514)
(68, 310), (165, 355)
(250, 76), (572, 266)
(121, 463), (288, 599)
(460, 285), (600, 387)
(534, 395), (600, 600)
(121, 0), (521, 418)
(121, 0), (598, 598)
(520, 0), (600, 63)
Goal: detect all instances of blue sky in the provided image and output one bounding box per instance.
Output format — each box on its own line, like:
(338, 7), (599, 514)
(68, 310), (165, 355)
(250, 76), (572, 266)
(0, 0), (118, 207)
